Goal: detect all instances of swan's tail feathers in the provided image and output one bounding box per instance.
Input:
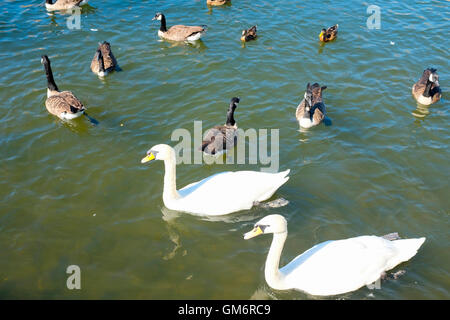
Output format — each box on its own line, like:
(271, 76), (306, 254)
(281, 169), (290, 178)
(255, 169), (290, 203)
(382, 232), (400, 241)
(389, 237), (426, 269)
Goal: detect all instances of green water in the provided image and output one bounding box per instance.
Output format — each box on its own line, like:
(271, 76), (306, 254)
(0, 0), (449, 299)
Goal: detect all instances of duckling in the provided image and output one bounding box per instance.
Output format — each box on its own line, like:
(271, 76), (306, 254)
(296, 83), (327, 128)
(207, 0), (230, 6)
(241, 26), (257, 42)
(90, 41), (118, 77)
(319, 24), (338, 42)
(41, 55), (85, 120)
(45, 0), (84, 11)
(201, 97), (240, 156)
(152, 13), (207, 42)
(412, 68), (442, 105)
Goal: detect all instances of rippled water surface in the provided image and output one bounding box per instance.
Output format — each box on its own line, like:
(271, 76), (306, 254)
(0, 0), (449, 299)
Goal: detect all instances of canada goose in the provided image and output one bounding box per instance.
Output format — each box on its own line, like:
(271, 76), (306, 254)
(141, 144), (290, 216)
(412, 68), (442, 105)
(241, 26), (257, 42)
(319, 24), (338, 42)
(90, 41), (118, 77)
(45, 0), (84, 11)
(296, 83), (327, 128)
(200, 97), (240, 156)
(244, 214), (426, 296)
(41, 55), (85, 120)
(152, 13), (207, 42)
(207, 0), (230, 6)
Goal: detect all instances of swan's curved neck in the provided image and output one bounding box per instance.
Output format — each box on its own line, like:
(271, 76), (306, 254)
(265, 231), (288, 290)
(162, 152), (180, 204)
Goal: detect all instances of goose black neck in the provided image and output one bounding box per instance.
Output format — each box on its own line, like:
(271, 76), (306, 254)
(43, 61), (58, 91)
(226, 104), (236, 126)
(160, 15), (167, 32)
(423, 79), (433, 97)
(97, 50), (105, 72)
(46, 0), (53, 4)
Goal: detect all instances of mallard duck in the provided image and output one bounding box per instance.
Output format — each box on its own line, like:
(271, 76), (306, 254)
(241, 26), (257, 42)
(45, 0), (85, 11)
(141, 144), (290, 216)
(319, 24), (338, 42)
(90, 41), (118, 77)
(244, 214), (426, 296)
(207, 0), (230, 6)
(412, 68), (442, 105)
(41, 55), (85, 120)
(152, 13), (207, 42)
(201, 97), (240, 156)
(296, 83), (327, 128)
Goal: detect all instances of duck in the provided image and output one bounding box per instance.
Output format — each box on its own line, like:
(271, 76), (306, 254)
(412, 68), (442, 105)
(41, 55), (86, 120)
(207, 0), (230, 6)
(141, 144), (290, 216)
(319, 24), (338, 42)
(241, 26), (257, 42)
(200, 97), (240, 156)
(244, 214), (426, 296)
(90, 41), (118, 77)
(296, 83), (327, 128)
(45, 0), (85, 11)
(152, 13), (207, 42)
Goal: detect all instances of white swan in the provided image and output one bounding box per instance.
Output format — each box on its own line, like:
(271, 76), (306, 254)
(141, 144), (290, 216)
(244, 214), (426, 296)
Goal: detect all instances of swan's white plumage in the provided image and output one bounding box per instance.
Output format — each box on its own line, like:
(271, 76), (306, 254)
(245, 215), (426, 296)
(280, 236), (425, 296)
(142, 144), (290, 216)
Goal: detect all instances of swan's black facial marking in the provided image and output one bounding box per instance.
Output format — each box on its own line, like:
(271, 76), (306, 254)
(255, 224), (269, 233)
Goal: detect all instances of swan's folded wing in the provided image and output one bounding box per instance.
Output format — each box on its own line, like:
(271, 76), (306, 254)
(281, 236), (398, 296)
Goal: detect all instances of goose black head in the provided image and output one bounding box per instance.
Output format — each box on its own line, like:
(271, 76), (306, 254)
(41, 55), (50, 65)
(152, 12), (163, 21)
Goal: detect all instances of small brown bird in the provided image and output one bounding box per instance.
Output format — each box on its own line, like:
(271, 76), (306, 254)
(296, 83), (327, 128)
(90, 41), (118, 77)
(152, 13), (207, 42)
(412, 68), (442, 105)
(241, 26), (257, 42)
(206, 0), (230, 6)
(200, 97), (240, 156)
(41, 55), (86, 120)
(319, 24), (338, 42)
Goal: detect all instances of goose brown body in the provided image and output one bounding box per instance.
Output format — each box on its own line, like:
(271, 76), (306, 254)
(90, 41), (118, 76)
(201, 97), (240, 155)
(412, 68), (441, 105)
(296, 83), (327, 128)
(41, 55), (85, 119)
(153, 13), (206, 42)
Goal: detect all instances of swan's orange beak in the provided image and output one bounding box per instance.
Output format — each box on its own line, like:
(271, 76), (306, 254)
(244, 225), (263, 240)
(141, 152), (156, 164)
